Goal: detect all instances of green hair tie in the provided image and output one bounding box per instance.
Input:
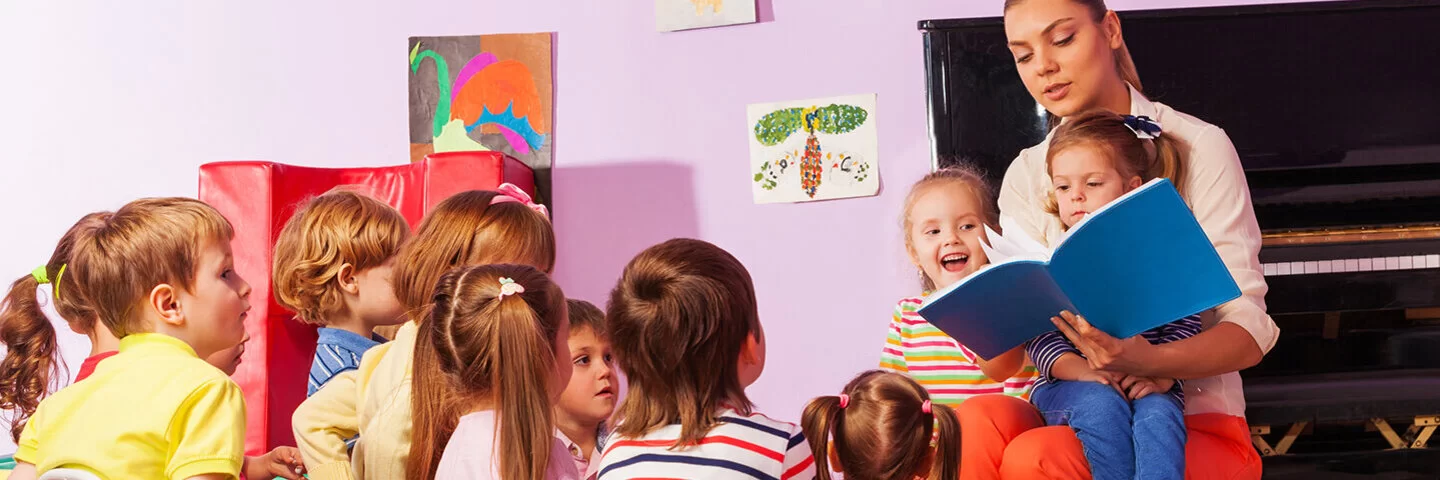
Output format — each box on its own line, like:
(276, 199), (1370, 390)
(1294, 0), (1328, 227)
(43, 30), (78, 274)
(30, 266), (49, 284)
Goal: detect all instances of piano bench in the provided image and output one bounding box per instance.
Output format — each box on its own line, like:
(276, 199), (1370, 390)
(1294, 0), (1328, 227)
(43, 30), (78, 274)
(1244, 369), (1440, 455)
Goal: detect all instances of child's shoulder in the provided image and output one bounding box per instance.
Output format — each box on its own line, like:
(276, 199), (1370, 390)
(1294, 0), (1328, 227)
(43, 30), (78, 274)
(720, 409), (804, 439)
(892, 295), (925, 314)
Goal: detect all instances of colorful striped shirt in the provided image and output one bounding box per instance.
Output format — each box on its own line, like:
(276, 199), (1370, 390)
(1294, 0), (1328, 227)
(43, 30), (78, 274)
(880, 296), (1039, 404)
(596, 408), (815, 480)
(1026, 314), (1203, 402)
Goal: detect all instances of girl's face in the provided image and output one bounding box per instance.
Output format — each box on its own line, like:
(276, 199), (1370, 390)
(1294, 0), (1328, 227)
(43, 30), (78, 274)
(1004, 0), (1128, 118)
(907, 184), (992, 290)
(1050, 145), (1142, 227)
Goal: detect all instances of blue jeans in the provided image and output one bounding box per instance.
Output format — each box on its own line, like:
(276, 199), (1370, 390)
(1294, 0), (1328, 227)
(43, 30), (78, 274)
(1031, 380), (1186, 480)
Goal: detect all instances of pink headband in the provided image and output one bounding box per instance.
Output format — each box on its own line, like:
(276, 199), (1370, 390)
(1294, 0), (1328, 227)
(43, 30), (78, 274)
(490, 183), (549, 219)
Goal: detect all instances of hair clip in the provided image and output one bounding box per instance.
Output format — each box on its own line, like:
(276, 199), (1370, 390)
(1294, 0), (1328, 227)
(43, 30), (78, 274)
(921, 399), (932, 415)
(497, 277), (526, 298)
(53, 264), (66, 300)
(490, 183), (549, 219)
(1122, 115), (1162, 140)
(838, 394), (850, 409)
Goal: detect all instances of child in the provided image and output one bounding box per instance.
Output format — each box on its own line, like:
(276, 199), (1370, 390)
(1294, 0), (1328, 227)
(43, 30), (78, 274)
(880, 165), (1039, 404)
(270, 188), (411, 396)
(10, 197), (249, 479)
(553, 299), (615, 480)
(0, 212), (117, 445)
(203, 333), (309, 480)
(597, 238), (815, 479)
(408, 265), (578, 480)
(802, 370), (962, 480)
(291, 185), (555, 480)
(1026, 110), (1200, 480)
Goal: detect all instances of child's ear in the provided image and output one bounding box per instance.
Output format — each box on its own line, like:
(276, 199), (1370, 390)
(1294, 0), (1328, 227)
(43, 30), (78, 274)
(740, 333), (760, 365)
(336, 263), (359, 295)
(906, 243), (922, 268)
(151, 283), (185, 328)
(1128, 176), (1144, 190)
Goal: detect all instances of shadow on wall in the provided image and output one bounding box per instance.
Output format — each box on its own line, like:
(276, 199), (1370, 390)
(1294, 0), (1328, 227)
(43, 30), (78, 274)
(551, 161), (700, 305)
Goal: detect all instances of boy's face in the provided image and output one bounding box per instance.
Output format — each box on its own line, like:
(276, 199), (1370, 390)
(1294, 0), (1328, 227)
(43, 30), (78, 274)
(176, 239), (251, 359)
(352, 260), (407, 327)
(555, 325), (616, 426)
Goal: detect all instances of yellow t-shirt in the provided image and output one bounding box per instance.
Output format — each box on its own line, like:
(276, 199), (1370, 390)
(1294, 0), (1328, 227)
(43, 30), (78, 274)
(15, 333), (246, 480)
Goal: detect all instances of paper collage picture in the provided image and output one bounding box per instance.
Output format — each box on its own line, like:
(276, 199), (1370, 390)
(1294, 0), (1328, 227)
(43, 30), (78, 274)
(655, 0), (757, 32)
(747, 93), (879, 204)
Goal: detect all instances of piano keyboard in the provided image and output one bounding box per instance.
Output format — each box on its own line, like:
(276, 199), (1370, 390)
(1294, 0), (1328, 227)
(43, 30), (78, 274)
(1263, 255), (1440, 276)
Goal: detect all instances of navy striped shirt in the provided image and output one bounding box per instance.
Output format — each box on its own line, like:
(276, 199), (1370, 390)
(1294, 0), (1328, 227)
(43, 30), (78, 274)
(309, 328), (385, 396)
(1026, 314), (1202, 402)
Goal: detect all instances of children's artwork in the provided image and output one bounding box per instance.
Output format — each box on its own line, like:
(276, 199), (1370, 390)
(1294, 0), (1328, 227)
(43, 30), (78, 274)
(746, 93), (878, 204)
(408, 33), (554, 201)
(655, 0), (757, 32)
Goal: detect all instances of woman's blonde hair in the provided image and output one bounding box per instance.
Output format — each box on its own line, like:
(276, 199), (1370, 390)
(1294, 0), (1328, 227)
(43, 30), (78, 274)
(407, 264), (567, 480)
(1004, 0), (1144, 127)
(272, 188), (410, 324)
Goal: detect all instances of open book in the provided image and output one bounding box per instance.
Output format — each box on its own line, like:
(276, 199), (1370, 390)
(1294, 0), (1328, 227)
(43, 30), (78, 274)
(917, 178), (1241, 360)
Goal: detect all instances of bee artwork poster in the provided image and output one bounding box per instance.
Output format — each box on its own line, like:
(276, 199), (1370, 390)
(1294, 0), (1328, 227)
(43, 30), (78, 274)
(746, 93), (879, 204)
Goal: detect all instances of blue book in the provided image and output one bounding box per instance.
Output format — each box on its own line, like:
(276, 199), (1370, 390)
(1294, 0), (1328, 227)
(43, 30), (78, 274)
(916, 178), (1241, 360)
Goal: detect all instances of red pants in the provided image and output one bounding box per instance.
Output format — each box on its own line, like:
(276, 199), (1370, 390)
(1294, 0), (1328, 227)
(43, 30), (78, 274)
(955, 395), (1263, 480)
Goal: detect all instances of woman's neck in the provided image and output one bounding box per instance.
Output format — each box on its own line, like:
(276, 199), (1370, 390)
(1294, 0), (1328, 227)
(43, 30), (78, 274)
(1097, 79), (1133, 116)
(554, 411), (599, 460)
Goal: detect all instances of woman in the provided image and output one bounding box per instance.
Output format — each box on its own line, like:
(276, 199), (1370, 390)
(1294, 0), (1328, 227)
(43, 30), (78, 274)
(958, 0), (1279, 478)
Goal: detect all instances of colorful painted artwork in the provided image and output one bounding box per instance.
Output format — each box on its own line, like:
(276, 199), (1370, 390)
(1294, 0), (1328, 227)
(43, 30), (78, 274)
(747, 94), (879, 204)
(408, 33), (553, 201)
(655, 0), (757, 32)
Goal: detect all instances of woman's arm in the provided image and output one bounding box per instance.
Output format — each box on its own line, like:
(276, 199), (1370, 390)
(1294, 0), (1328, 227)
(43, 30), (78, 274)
(1052, 312), (1263, 379)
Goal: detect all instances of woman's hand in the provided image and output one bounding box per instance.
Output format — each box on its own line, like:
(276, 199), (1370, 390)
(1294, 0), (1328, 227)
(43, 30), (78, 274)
(1051, 311), (1158, 376)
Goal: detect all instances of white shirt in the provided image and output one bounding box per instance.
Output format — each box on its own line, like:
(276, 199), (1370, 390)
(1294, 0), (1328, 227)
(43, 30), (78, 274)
(998, 85), (1280, 418)
(435, 410), (580, 480)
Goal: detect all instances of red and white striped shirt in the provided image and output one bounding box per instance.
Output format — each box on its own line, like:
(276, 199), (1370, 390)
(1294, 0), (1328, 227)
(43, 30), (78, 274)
(596, 408), (815, 480)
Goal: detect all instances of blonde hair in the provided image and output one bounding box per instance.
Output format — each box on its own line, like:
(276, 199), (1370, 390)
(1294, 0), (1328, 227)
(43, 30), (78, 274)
(271, 188), (411, 324)
(901, 164), (997, 291)
(606, 238), (761, 446)
(0, 211), (111, 441)
(68, 197), (234, 337)
(391, 190), (556, 322)
(1042, 109), (1185, 223)
(408, 264), (567, 480)
(803, 370), (962, 480)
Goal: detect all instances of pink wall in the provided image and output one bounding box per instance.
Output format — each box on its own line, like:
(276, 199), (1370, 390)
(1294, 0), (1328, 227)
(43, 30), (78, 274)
(0, 0), (1328, 420)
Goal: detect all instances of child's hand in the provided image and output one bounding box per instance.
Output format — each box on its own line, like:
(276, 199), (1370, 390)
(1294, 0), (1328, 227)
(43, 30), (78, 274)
(1075, 369), (1128, 397)
(246, 446), (307, 480)
(1120, 375), (1175, 400)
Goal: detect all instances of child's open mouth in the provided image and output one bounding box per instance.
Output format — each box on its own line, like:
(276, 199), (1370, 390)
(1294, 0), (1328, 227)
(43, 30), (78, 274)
(940, 253), (969, 272)
(595, 386), (614, 399)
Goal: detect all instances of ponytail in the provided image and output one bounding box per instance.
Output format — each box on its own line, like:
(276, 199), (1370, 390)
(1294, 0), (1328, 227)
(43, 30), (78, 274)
(929, 403), (962, 480)
(407, 264), (565, 480)
(1149, 132), (1186, 199)
(0, 274), (60, 442)
(800, 396), (843, 480)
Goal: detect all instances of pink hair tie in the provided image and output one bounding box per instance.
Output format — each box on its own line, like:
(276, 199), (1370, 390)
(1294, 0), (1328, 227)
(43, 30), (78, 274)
(921, 400), (932, 414)
(838, 394), (850, 409)
(490, 183), (549, 219)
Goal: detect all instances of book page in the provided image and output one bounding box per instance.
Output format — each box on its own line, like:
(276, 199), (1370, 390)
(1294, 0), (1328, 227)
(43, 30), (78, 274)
(981, 215), (1051, 264)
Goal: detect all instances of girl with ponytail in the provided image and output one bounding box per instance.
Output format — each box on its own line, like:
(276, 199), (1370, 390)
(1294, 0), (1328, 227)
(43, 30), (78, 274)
(802, 370), (962, 480)
(408, 264), (577, 480)
(0, 212), (117, 442)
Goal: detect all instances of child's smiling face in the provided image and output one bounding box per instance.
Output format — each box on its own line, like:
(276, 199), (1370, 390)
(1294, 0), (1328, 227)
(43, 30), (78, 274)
(907, 184), (992, 290)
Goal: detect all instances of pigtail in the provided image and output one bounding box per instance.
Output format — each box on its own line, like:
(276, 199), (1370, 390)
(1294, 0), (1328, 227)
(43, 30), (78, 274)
(929, 403), (962, 480)
(801, 395), (843, 480)
(1149, 133), (1187, 199)
(492, 293), (559, 480)
(407, 303), (461, 480)
(0, 275), (60, 442)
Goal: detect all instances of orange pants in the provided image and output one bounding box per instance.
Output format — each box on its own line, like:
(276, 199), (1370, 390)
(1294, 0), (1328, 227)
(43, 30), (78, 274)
(956, 395), (1262, 480)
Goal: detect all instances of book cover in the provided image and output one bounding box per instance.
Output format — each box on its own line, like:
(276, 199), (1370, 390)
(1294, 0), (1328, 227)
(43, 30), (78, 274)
(917, 178), (1241, 360)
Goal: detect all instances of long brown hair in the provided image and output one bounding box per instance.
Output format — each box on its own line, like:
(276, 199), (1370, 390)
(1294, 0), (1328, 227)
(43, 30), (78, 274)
(606, 238), (761, 446)
(901, 164), (997, 292)
(802, 370), (962, 480)
(0, 211), (111, 441)
(1043, 109), (1185, 221)
(391, 190), (556, 323)
(1004, 0), (1143, 127)
(407, 264), (567, 480)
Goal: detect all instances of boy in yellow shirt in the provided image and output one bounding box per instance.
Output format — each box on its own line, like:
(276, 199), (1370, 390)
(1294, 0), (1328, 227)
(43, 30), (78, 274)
(11, 198), (250, 480)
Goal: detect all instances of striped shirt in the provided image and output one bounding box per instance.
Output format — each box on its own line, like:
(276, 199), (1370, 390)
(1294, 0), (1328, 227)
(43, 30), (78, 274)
(309, 327), (385, 396)
(881, 296), (1039, 404)
(596, 408), (815, 480)
(1026, 314), (1203, 402)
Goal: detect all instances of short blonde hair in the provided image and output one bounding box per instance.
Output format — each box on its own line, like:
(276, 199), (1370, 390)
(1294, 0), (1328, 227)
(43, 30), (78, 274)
(272, 188), (411, 325)
(68, 198), (234, 337)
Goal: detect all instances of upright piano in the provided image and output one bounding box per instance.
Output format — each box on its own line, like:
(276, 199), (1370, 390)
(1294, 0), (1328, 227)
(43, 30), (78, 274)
(919, 0), (1440, 462)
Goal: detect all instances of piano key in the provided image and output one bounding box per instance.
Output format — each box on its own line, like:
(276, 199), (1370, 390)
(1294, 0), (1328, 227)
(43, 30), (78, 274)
(1413, 255), (1427, 269)
(1400, 256), (1413, 269)
(1278, 263), (1292, 275)
(1386, 257), (1400, 270)
(1291, 261), (1305, 274)
(1303, 261), (1318, 273)
(1360, 258), (1373, 271)
(1330, 259), (1345, 272)
(1318, 261), (1333, 273)
(1262, 255), (1440, 276)
(1264, 263), (1277, 276)
(1429, 254), (1440, 268)
(1346, 259), (1360, 272)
